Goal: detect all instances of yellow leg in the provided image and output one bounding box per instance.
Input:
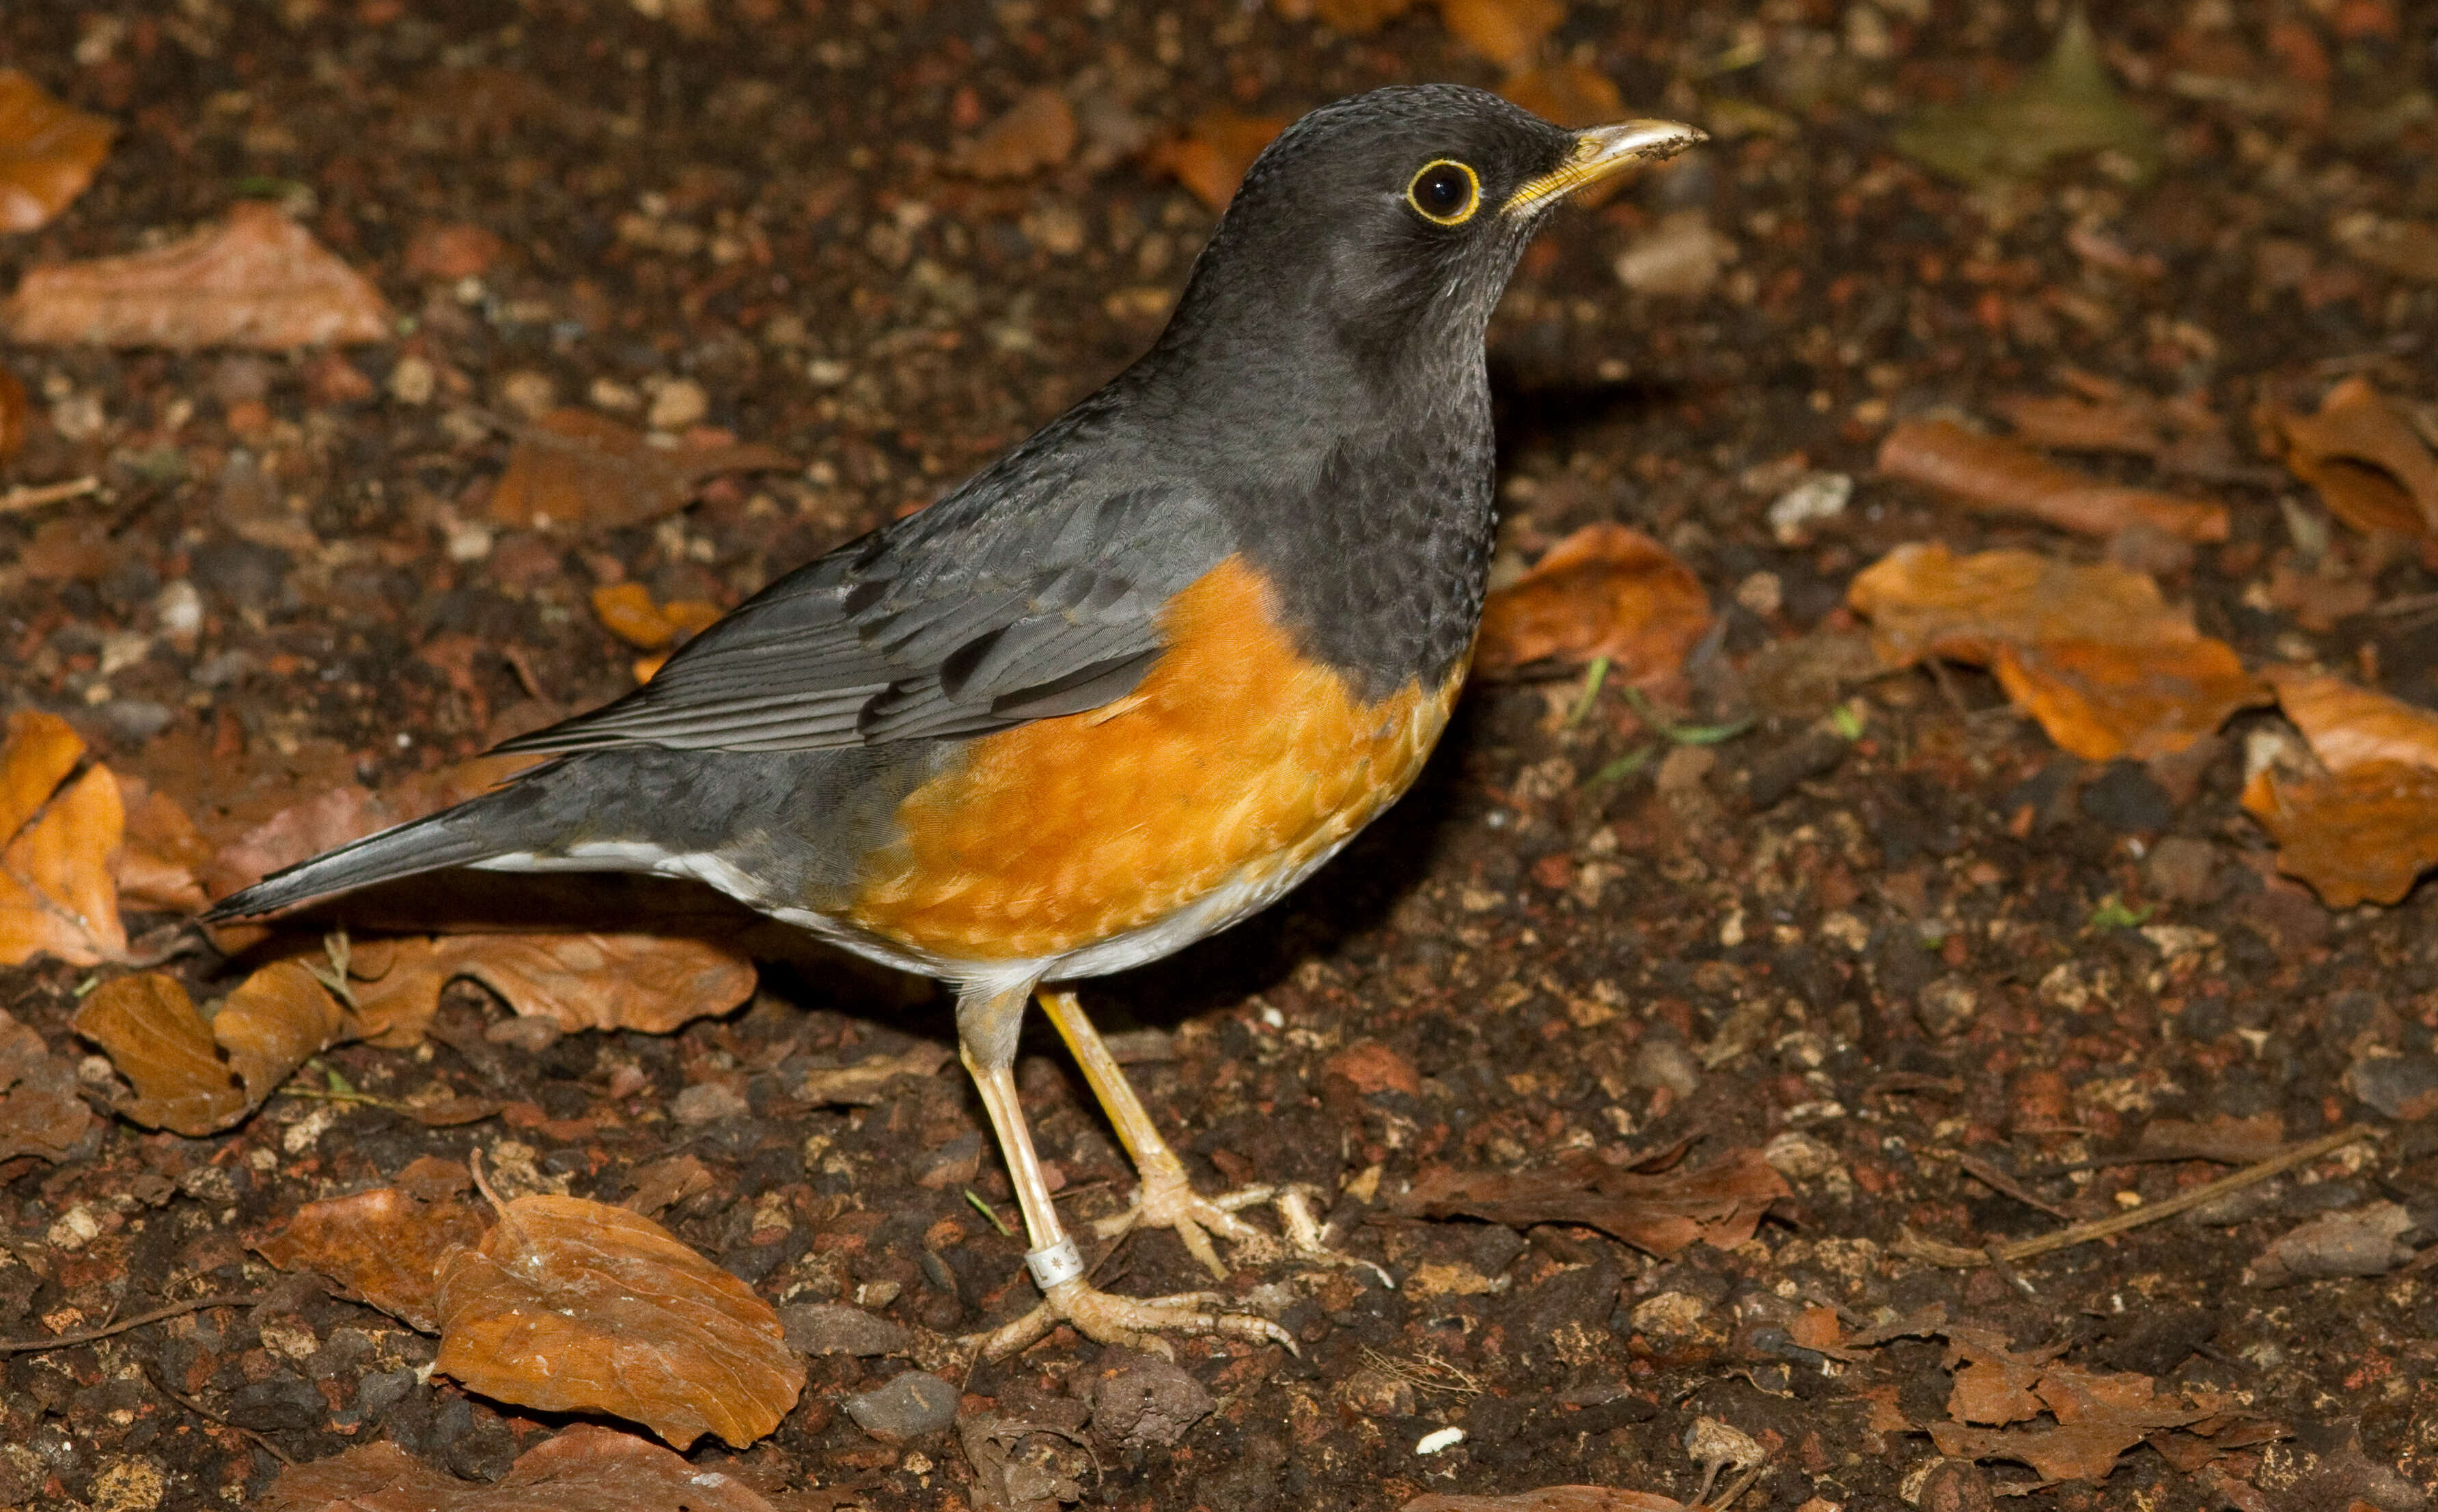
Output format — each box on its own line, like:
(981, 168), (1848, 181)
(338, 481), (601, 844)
(956, 984), (1293, 1362)
(1038, 987), (1351, 1280)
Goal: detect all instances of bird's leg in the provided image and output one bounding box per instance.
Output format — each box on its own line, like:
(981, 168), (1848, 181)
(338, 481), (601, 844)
(1036, 987), (1349, 1280)
(956, 983), (1292, 1362)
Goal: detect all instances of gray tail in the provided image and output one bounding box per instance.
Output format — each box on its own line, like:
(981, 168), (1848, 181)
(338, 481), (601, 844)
(203, 784), (541, 922)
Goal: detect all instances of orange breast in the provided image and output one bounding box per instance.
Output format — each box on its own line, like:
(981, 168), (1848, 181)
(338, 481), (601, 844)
(846, 555), (1460, 963)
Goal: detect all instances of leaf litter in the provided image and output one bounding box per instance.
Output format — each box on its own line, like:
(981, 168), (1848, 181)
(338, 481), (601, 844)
(2267, 374), (2438, 538)
(488, 407), (793, 531)
(254, 1184), (488, 1332)
(2243, 668), (2438, 905)
(0, 69), (114, 234)
(1876, 417), (2229, 543)
(0, 1007), (94, 1164)
(70, 962), (345, 1136)
(261, 1423), (793, 1512)
(1386, 1142), (1788, 1257)
(0, 710), (126, 968)
(1474, 524), (1712, 680)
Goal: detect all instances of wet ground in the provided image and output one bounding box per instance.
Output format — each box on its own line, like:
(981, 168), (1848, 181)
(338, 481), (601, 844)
(3, 1), (2437, 1509)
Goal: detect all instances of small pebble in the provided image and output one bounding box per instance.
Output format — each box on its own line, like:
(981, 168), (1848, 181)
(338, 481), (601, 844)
(1413, 1426), (1465, 1456)
(646, 376), (708, 431)
(779, 1302), (915, 1358)
(843, 1370), (958, 1442)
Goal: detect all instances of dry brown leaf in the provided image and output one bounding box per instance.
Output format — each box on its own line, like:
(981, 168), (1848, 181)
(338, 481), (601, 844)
(1499, 64), (1625, 128)
(2130, 1112), (2285, 1164)
(590, 580), (722, 651)
(0, 715), (126, 967)
(434, 1186), (804, 1448)
(1439, 0), (1564, 69)
(0, 1007), (95, 1164)
(1475, 524), (1712, 679)
(1925, 1330), (2237, 1484)
(0, 70), (115, 234)
(796, 1041), (955, 1106)
(113, 777), (211, 913)
(2271, 376), (2438, 537)
(342, 932), (757, 1050)
(2243, 761), (2438, 908)
(199, 751), (539, 902)
(2, 201), (391, 349)
(957, 87), (1077, 178)
(1991, 374), (2245, 481)
(1388, 1146), (1788, 1257)
(1848, 543), (2265, 761)
(2264, 562), (2375, 634)
(2265, 667), (2438, 774)
(261, 1423), (788, 1512)
(2244, 1202), (2418, 1287)
(1407, 1491), (1688, 1512)
(70, 962), (344, 1135)
(1145, 111), (1290, 214)
(489, 408), (791, 532)
(255, 1184), (488, 1332)
(1878, 419), (2229, 543)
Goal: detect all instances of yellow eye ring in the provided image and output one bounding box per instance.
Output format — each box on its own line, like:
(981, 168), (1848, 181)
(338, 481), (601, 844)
(1406, 158), (1481, 226)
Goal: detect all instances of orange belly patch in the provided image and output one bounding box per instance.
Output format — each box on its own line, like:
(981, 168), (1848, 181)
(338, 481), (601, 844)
(846, 555), (1461, 963)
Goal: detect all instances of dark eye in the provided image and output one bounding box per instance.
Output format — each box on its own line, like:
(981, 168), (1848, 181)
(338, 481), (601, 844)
(1406, 159), (1480, 226)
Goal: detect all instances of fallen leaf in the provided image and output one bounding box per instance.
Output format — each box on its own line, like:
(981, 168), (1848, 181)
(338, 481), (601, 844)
(1439, 0), (1563, 70)
(2244, 1202), (2419, 1287)
(2129, 1113), (2285, 1164)
(1387, 1146), (1788, 1257)
(71, 962), (344, 1135)
(255, 1184), (488, 1332)
(2270, 376), (2438, 537)
(113, 777), (211, 913)
(261, 1423), (788, 1512)
(590, 580), (723, 651)
(0, 1008), (95, 1163)
(956, 87), (1077, 178)
(434, 1184), (804, 1448)
(1848, 543), (2265, 761)
(0, 70), (115, 234)
(2264, 561), (2375, 634)
(1145, 111), (1290, 214)
(795, 1041), (955, 1106)
(1, 201), (391, 348)
(2243, 760), (2438, 908)
(1922, 1329), (2262, 1484)
(402, 221), (505, 281)
(1877, 419), (2228, 543)
(489, 408), (791, 532)
(1895, 10), (2159, 186)
(1407, 1491), (1688, 1512)
(1475, 524), (1712, 678)
(1992, 375), (2245, 481)
(342, 932), (757, 1050)
(0, 711), (126, 968)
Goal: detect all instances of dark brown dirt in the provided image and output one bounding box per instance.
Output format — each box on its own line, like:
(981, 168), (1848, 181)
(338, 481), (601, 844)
(4, 2), (2437, 1510)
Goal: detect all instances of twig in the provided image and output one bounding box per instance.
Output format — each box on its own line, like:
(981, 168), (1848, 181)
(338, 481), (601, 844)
(0, 475), (101, 515)
(0, 1292), (263, 1354)
(143, 1362), (295, 1466)
(1952, 1152), (2075, 1220)
(1900, 1125), (2378, 1268)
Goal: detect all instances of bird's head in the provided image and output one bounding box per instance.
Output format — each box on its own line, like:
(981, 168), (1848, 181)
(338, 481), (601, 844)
(1159, 85), (1703, 377)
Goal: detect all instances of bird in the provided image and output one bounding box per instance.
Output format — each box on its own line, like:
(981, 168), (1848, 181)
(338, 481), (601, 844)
(206, 85), (1702, 1359)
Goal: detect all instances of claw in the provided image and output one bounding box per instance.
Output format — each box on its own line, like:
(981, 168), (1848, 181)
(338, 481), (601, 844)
(975, 1278), (1297, 1362)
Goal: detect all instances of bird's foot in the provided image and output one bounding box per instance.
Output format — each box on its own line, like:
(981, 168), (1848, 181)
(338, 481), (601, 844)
(1093, 1160), (1392, 1287)
(978, 1275), (1296, 1362)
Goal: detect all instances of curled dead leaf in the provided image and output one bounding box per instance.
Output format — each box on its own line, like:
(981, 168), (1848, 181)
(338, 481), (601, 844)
(434, 1184), (804, 1448)
(1878, 418), (2229, 543)
(0, 1007), (96, 1164)
(2, 201), (391, 349)
(490, 408), (791, 532)
(1475, 524), (1711, 679)
(261, 1424), (788, 1512)
(0, 711), (126, 968)
(255, 1184), (488, 1332)
(2266, 667), (2438, 773)
(1145, 111), (1290, 214)
(341, 932), (756, 1050)
(1991, 636), (2259, 763)
(0, 70), (115, 234)
(2243, 760), (2438, 908)
(1922, 1328), (2267, 1485)
(1388, 1145), (1788, 1257)
(70, 962), (344, 1135)
(2271, 376), (2438, 537)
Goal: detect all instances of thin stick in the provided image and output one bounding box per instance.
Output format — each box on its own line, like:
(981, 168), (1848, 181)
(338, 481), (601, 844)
(0, 475), (100, 515)
(1954, 1152), (2074, 1221)
(1904, 1125), (2377, 1268)
(0, 1291), (262, 1354)
(143, 1362), (295, 1466)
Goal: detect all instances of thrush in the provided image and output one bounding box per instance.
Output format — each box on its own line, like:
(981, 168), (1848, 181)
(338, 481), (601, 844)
(208, 85), (1702, 1358)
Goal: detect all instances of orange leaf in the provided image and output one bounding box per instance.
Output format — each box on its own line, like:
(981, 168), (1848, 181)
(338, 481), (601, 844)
(0, 70), (115, 234)
(0, 710), (84, 844)
(590, 581), (676, 649)
(343, 932), (757, 1049)
(0, 1007), (96, 1164)
(2245, 761), (2438, 908)
(1877, 419), (2229, 543)
(1991, 636), (2262, 762)
(490, 408), (791, 532)
(1474, 523), (1711, 677)
(1389, 1146), (1790, 1257)
(255, 1185), (488, 1332)
(1146, 111), (1290, 214)
(1439, 0), (1564, 69)
(2271, 375), (2438, 537)
(1, 201), (391, 349)
(955, 87), (1077, 178)
(0, 761), (126, 968)
(113, 778), (210, 913)
(260, 1424), (788, 1512)
(2264, 667), (2438, 773)
(70, 962), (344, 1134)
(434, 1188), (804, 1448)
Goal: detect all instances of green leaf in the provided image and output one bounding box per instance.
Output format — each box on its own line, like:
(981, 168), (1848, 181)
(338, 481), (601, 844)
(1894, 9), (2161, 186)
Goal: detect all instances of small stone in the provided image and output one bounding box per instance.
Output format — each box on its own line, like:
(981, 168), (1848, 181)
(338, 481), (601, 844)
(387, 354), (437, 406)
(153, 579), (202, 637)
(1090, 1347), (1215, 1448)
(1767, 471), (1852, 544)
(2142, 835), (2221, 905)
(495, 368), (557, 419)
(669, 1082), (748, 1124)
(913, 1130), (983, 1189)
(1631, 1037), (1701, 1098)
(844, 1369), (959, 1442)
(1762, 1130), (1842, 1182)
(2347, 1053), (2438, 1121)
(780, 1302), (915, 1358)
(1613, 208), (1734, 297)
(1914, 1458), (1995, 1512)
(1629, 1291), (1709, 1342)
(1914, 975), (1979, 1038)
(646, 376), (708, 431)
(1322, 1040), (1420, 1096)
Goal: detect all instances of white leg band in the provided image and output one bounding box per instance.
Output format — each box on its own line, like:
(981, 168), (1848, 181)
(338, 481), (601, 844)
(1025, 1236), (1085, 1290)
